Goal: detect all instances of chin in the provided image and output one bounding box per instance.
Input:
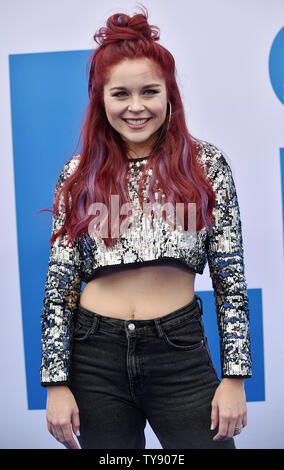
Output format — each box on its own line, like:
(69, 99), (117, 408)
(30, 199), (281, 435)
(122, 131), (153, 142)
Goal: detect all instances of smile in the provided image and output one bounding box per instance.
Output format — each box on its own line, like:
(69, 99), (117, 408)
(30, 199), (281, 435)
(122, 118), (152, 129)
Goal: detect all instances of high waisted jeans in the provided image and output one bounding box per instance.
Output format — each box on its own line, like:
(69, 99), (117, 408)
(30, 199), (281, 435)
(68, 294), (236, 449)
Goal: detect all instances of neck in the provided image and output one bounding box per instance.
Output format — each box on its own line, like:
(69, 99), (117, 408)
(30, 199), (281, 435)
(127, 155), (150, 162)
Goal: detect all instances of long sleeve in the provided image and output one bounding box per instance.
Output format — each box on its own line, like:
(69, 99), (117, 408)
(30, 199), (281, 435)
(205, 152), (252, 378)
(40, 161), (82, 387)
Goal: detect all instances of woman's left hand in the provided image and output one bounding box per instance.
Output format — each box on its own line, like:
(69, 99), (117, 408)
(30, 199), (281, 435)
(211, 378), (247, 441)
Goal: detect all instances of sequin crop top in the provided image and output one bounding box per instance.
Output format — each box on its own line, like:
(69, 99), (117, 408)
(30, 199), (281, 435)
(40, 142), (252, 386)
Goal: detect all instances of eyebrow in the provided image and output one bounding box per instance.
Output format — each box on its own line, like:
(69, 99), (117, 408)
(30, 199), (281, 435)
(109, 83), (162, 91)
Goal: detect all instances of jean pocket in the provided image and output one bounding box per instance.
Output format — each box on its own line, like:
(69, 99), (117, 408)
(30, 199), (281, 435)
(72, 317), (98, 342)
(161, 314), (205, 351)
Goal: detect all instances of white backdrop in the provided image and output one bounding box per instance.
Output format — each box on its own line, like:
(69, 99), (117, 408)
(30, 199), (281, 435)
(1, 0), (283, 449)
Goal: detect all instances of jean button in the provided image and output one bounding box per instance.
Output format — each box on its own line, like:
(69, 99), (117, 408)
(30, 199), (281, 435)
(128, 323), (135, 331)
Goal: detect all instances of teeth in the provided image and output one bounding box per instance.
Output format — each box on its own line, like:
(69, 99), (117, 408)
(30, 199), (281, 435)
(125, 119), (149, 125)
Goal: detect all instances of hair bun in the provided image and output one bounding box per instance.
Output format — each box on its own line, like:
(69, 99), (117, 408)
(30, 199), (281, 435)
(93, 8), (160, 46)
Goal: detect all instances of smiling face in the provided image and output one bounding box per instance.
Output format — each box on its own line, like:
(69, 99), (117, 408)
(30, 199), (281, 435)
(103, 57), (168, 158)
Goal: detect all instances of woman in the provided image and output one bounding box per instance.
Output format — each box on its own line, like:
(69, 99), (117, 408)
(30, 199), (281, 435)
(40, 6), (252, 450)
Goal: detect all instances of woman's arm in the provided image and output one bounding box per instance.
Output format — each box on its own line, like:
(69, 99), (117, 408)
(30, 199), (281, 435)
(204, 146), (252, 440)
(40, 158), (82, 448)
(40, 158), (82, 387)
(205, 148), (252, 378)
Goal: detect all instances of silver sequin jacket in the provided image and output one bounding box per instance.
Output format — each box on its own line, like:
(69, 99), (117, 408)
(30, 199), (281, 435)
(40, 142), (252, 386)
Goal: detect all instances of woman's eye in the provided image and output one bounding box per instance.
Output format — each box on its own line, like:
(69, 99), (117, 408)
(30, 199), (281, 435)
(144, 89), (158, 95)
(113, 91), (127, 97)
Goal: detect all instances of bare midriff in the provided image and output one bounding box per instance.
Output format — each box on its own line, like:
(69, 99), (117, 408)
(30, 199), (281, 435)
(79, 261), (196, 320)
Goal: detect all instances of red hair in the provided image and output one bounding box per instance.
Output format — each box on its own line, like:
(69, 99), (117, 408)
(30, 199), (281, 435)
(41, 4), (216, 248)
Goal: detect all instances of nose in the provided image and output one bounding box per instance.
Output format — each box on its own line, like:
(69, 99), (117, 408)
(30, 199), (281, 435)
(127, 96), (145, 112)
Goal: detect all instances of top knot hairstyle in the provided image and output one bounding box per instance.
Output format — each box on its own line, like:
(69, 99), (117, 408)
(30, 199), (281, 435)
(93, 10), (160, 45)
(43, 4), (216, 249)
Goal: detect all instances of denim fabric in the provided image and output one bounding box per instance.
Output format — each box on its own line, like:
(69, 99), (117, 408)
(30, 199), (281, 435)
(68, 294), (236, 449)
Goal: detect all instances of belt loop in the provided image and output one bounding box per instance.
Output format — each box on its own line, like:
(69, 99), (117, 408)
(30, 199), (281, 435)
(195, 295), (203, 315)
(89, 314), (100, 336)
(154, 317), (165, 338)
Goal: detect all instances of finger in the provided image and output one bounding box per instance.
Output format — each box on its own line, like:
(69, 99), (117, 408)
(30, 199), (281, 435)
(50, 423), (61, 443)
(213, 416), (229, 441)
(54, 425), (65, 444)
(71, 409), (80, 438)
(46, 416), (56, 439)
(210, 403), (219, 431)
(242, 409), (248, 428)
(227, 418), (237, 439)
(62, 424), (80, 450)
(233, 419), (243, 437)
(63, 435), (79, 450)
(63, 437), (79, 450)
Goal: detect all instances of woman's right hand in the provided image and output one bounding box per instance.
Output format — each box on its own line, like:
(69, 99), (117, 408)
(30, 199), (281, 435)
(46, 385), (80, 449)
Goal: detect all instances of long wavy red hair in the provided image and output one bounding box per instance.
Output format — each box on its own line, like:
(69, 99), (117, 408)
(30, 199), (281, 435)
(41, 4), (216, 248)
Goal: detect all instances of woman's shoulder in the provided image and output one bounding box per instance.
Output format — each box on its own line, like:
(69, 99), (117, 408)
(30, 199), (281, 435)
(195, 139), (232, 180)
(55, 153), (81, 192)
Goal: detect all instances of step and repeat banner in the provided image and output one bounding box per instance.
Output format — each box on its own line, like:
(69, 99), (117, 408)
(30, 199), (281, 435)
(1, 0), (283, 449)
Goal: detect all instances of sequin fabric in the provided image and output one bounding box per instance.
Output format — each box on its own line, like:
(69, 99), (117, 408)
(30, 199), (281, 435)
(40, 142), (252, 386)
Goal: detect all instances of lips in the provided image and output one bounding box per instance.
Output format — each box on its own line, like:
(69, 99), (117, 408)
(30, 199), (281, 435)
(122, 118), (152, 122)
(122, 117), (152, 129)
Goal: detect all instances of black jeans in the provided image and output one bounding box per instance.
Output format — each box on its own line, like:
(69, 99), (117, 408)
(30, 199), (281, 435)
(69, 294), (236, 449)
